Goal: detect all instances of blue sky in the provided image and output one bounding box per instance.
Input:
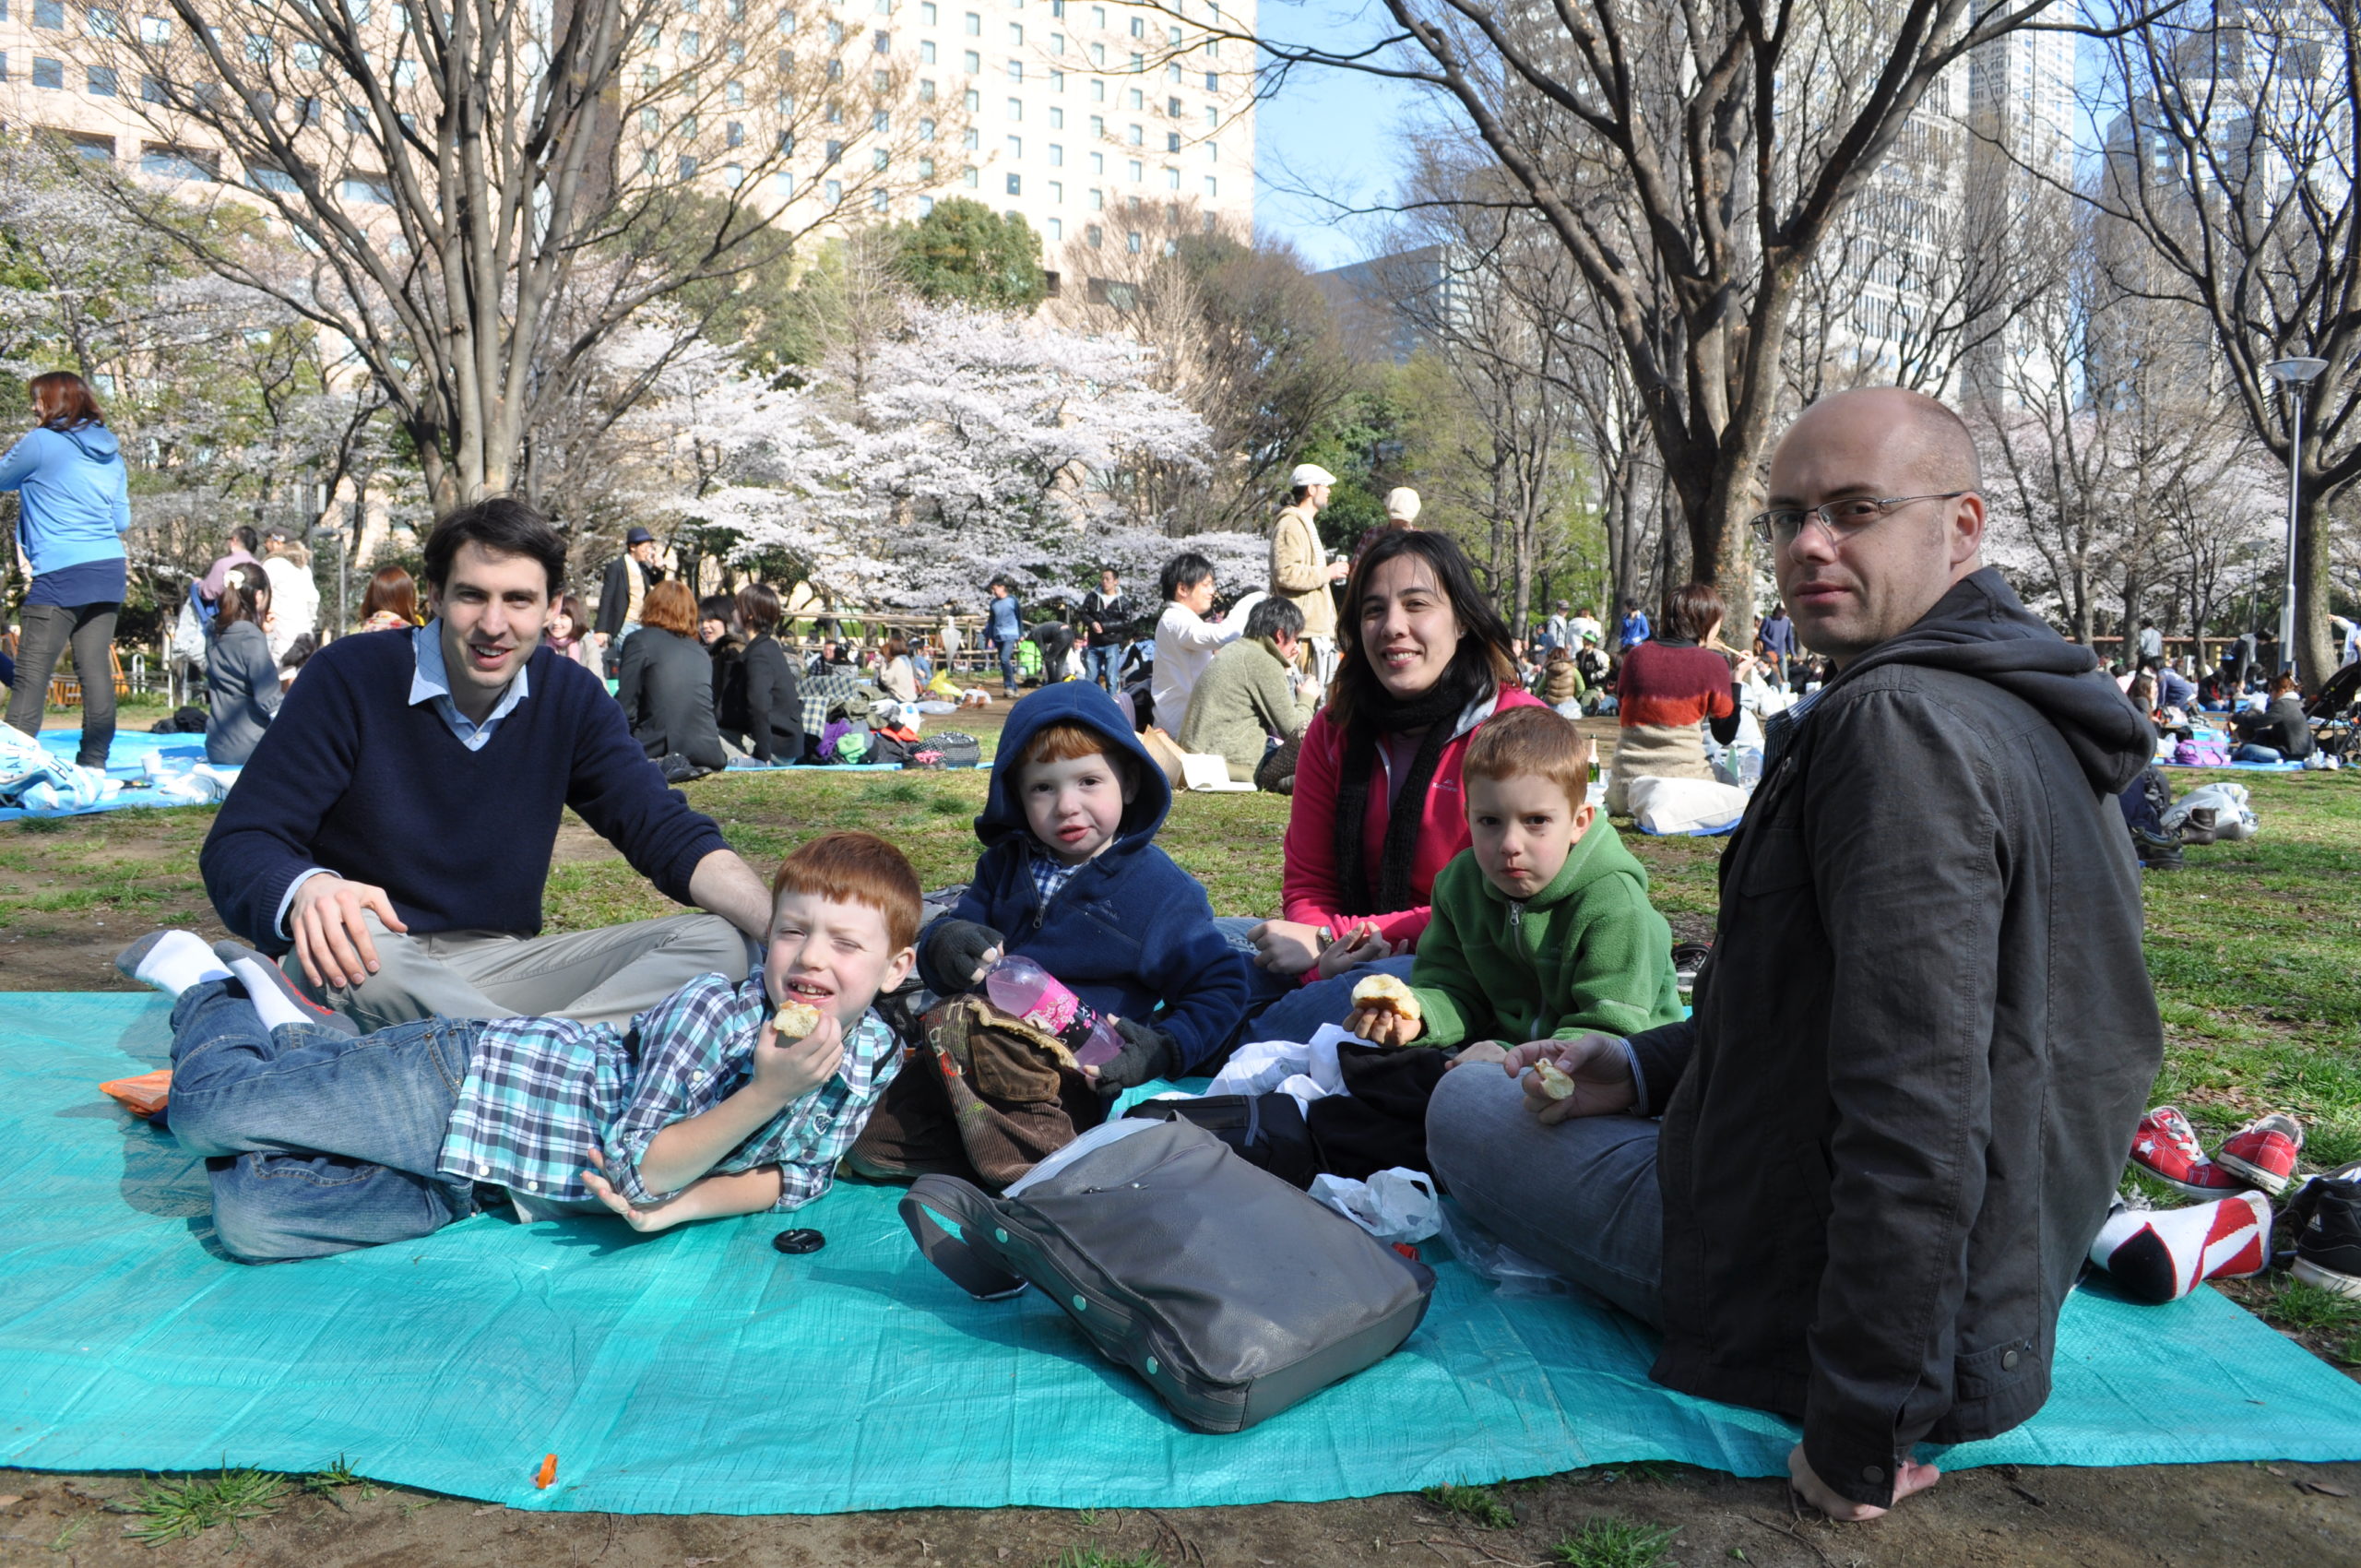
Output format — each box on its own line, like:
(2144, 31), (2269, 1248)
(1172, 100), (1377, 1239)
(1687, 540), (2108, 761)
(1251, 22), (2108, 273)
(1248, 12), (1430, 271)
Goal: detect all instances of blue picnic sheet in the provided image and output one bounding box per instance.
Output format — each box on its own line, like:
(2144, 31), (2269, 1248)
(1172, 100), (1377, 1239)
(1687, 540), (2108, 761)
(5, 991), (2359, 1515)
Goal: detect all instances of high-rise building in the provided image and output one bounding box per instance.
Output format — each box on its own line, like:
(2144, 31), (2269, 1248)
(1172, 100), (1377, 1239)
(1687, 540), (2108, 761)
(0, 0), (1256, 255)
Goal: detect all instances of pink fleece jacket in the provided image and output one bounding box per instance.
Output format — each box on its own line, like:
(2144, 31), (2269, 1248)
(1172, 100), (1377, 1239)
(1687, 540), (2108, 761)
(1280, 683), (1546, 949)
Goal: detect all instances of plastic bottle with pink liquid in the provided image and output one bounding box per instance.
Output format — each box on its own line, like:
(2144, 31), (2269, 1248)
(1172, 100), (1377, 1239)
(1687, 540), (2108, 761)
(981, 954), (1125, 1067)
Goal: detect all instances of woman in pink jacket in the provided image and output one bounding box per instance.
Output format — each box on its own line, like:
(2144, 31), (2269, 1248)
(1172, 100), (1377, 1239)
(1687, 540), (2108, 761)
(1230, 529), (1543, 1040)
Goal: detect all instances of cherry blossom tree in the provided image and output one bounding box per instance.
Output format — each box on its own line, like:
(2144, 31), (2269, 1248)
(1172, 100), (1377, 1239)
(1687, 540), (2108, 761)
(667, 302), (1263, 610)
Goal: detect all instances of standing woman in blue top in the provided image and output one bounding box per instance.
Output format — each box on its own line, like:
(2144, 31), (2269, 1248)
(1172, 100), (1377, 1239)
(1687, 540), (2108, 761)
(2, 372), (134, 768)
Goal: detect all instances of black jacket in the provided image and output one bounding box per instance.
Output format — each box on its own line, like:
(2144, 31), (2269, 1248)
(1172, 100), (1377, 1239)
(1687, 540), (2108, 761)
(593, 555), (664, 638)
(1083, 588), (1134, 647)
(1627, 568), (2161, 1508)
(709, 632), (748, 737)
(740, 633), (805, 765)
(2232, 694), (2312, 758)
(615, 624), (726, 770)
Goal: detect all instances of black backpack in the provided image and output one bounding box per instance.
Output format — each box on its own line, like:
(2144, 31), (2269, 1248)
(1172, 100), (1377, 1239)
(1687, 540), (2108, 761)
(911, 731), (982, 769)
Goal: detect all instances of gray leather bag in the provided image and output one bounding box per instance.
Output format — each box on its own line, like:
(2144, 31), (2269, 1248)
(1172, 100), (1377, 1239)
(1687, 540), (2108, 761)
(900, 1118), (1434, 1432)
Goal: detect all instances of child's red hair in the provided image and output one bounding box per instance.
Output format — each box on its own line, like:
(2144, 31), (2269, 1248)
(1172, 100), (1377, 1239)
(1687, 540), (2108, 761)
(771, 832), (923, 950)
(1462, 706), (1595, 814)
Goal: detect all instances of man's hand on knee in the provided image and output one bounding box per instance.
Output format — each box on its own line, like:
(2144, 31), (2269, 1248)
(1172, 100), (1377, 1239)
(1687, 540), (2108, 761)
(1786, 1443), (1940, 1521)
(1502, 1034), (1636, 1123)
(290, 875), (408, 992)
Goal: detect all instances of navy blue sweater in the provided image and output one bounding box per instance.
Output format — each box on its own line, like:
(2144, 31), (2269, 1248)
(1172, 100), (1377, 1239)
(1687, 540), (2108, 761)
(201, 628), (730, 954)
(918, 682), (1248, 1073)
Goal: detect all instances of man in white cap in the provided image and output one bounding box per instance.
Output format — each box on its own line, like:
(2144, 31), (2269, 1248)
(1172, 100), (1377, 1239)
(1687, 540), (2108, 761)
(1270, 463), (1349, 691)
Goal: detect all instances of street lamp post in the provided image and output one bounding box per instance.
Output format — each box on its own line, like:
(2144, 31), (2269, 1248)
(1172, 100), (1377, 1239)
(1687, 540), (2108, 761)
(2263, 355), (2329, 676)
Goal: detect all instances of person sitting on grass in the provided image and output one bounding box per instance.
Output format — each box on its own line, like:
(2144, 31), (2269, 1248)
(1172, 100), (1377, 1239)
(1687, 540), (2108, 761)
(203, 563), (283, 766)
(617, 580), (730, 775)
(1423, 386), (2159, 1523)
(199, 498), (768, 1032)
(2228, 673), (2313, 764)
(114, 832), (919, 1262)
(1346, 707), (1681, 1057)
(853, 684), (1249, 1177)
(1176, 595), (1316, 790)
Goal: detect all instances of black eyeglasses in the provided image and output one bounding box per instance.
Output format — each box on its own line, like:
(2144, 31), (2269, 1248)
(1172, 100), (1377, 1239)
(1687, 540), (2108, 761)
(1747, 493), (1969, 547)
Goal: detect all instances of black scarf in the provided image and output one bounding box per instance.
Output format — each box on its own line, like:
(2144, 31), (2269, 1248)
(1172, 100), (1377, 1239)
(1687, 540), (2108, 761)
(1331, 659), (1490, 916)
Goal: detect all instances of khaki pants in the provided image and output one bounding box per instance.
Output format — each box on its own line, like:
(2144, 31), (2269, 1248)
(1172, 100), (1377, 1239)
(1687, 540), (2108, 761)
(288, 909), (753, 1031)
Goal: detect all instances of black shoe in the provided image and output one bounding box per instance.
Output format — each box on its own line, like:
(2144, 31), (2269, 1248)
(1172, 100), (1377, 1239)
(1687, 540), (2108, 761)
(2178, 806), (2222, 846)
(2284, 1162), (2361, 1300)
(2132, 827), (2186, 871)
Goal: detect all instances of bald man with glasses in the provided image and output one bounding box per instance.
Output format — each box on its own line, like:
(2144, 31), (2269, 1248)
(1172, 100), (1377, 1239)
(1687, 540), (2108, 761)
(1426, 387), (2162, 1522)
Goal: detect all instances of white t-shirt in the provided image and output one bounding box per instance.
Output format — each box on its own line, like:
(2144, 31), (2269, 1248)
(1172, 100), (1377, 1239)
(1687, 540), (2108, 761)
(260, 553), (320, 662)
(1568, 615), (1603, 645)
(1152, 601), (1240, 730)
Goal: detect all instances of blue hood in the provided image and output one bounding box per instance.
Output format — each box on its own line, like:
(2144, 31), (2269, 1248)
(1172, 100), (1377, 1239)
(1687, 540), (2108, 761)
(978, 683), (1171, 856)
(55, 423), (123, 465)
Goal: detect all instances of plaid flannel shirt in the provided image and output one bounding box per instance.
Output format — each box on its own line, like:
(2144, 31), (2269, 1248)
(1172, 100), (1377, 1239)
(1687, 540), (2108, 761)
(1028, 844), (1083, 909)
(800, 669), (872, 739)
(437, 972), (901, 1213)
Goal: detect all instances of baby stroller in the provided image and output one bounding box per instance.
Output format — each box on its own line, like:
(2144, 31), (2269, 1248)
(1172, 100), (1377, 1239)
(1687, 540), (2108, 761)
(2307, 661), (2361, 764)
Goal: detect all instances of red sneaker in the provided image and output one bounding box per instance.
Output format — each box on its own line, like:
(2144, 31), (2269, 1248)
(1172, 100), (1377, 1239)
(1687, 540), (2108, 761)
(2129, 1107), (2246, 1198)
(2213, 1111), (2304, 1195)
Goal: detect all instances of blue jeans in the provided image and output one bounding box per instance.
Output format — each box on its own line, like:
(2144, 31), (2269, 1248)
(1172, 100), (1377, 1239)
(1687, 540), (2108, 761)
(1426, 1061), (1665, 1325)
(166, 980), (482, 1261)
(994, 635), (1020, 692)
(1086, 643), (1127, 689)
(2234, 742), (2283, 763)
(1214, 917), (1418, 1046)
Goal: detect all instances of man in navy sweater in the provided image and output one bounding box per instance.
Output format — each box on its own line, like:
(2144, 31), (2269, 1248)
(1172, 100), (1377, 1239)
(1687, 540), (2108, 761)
(201, 498), (776, 1029)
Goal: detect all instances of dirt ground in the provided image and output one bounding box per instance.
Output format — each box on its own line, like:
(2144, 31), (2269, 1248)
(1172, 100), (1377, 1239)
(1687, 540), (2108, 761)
(3, 1455), (2357, 1567)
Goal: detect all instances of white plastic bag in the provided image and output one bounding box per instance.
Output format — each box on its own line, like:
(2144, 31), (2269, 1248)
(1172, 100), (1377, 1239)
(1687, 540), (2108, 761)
(1627, 775), (1750, 835)
(1201, 1025), (1350, 1103)
(2163, 779), (2259, 839)
(1309, 1168), (1440, 1246)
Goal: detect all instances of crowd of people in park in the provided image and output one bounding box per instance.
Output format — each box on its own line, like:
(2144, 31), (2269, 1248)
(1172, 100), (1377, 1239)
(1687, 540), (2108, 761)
(81, 383), (2361, 1525)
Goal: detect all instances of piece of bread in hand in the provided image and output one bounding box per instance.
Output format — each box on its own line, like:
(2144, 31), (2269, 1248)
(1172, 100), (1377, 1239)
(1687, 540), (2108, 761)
(1533, 1060), (1577, 1100)
(771, 1000), (823, 1039)
(1351, 971), (1421, 1023)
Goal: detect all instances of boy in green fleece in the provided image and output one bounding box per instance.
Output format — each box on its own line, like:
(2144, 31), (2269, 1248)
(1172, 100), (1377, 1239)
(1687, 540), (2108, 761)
(1346, 705), (1681, 1053)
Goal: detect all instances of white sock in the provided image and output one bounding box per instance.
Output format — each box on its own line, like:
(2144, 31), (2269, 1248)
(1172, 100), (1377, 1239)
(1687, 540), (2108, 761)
(128, 931), (231, 997)
(2090, 1191), (2272, 1304)
(227, 956), (316, 1032)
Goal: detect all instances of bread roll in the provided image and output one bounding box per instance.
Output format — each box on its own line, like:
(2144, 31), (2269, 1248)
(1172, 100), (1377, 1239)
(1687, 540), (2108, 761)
(1351, 971), (1422, 1022)
(771, 1000), (823, 1039)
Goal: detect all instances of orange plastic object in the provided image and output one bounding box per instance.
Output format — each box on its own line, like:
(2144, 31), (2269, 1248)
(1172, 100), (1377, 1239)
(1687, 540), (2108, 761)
(99, 1069), (172, 1119)
(535, 1454), (558, 1490)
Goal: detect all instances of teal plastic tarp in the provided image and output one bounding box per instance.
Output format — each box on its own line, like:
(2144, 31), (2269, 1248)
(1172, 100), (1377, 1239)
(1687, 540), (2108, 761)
(5, 992), (2359, 1515)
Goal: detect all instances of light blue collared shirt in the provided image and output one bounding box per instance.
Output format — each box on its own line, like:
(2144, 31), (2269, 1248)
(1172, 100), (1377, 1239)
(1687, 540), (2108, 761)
(275, 624), (536, 935)
(409, 621), (532, 751)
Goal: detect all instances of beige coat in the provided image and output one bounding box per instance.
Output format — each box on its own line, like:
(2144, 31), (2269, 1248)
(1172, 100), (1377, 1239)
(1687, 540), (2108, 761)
(1269, 503), (1337, 640)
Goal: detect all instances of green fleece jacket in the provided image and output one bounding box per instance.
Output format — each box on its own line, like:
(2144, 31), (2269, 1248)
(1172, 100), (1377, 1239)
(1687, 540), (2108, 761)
(1176, 636), (1315, 781)
(1406, 820), (1682, 1049)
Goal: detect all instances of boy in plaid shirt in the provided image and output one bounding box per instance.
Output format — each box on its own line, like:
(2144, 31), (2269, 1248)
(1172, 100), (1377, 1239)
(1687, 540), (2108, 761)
(115, 832), (919, 1261)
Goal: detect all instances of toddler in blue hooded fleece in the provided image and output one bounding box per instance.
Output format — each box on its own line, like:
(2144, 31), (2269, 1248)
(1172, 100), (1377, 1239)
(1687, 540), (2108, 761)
(917, 683), (1249, 1089)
